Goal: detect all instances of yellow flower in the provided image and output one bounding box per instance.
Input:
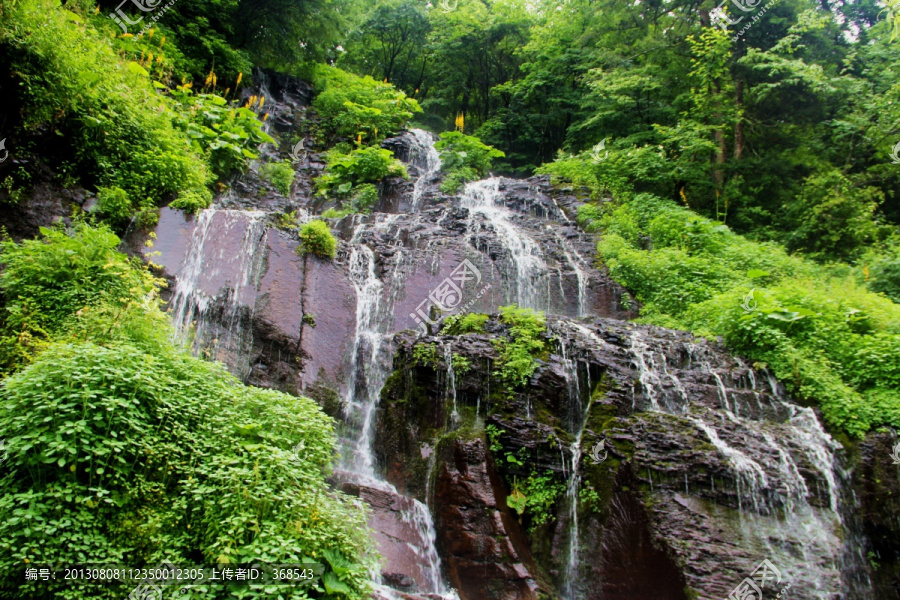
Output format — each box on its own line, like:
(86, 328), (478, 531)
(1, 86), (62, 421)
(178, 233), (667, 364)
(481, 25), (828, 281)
(147, 29), (154, 39)
(259, 96), (265, 108)
(94, 5), (99, 14)
(863, 265), (870, 282)
(263, 113), (269, 121)
(236, 72), (243, 86)
(159, 36), (166, 49)
(680, 187), (689, 207)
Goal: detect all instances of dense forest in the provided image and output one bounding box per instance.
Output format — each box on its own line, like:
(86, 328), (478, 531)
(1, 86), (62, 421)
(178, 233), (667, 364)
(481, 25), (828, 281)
(0, 0), (899, 597)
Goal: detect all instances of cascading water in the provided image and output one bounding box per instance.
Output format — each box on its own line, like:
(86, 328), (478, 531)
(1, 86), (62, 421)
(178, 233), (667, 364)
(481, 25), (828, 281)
(461, 177), (550, 311)
(339, 213), (457, 599)
(407, 128), (442, 212)
(169, 208), (268, 377)
(623, 328), (868, 598)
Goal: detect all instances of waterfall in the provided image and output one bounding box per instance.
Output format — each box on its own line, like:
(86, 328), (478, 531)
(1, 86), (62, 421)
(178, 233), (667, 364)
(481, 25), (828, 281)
(461, 178), (550, 311)
(338, 214), (457, 599)
(408, 128), (442, 212)
(168, 208), (268, 376)
(624, 328), (866, 598)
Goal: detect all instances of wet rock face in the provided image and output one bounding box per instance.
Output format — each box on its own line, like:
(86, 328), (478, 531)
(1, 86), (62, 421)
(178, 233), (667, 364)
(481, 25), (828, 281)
(377, 317), (872, 600)
(854, 432), (900, 598)
(432, 436), (546, 600)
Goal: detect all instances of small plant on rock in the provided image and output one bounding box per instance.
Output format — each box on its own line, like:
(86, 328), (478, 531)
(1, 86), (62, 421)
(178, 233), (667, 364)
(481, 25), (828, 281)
(297, 220), (337, 259)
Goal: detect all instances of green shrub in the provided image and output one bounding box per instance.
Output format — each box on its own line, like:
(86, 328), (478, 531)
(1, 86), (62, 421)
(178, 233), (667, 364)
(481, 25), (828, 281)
(170, 89), (275, 178)
(866, 250), (900, 302)
(0, 0), (212, 207)
(316, 146), (407, 200)
(322, 208), (354, 219)
(519, 472), (565, 531)
(169, 189), (212, 213)
(493, 305), (547, 389)
(273, 210), (299, 230)
(95, 187), (132, 227)
(350, 183), (380, 213)
(260, 160), (296, 196)
(435, 131), (505, 193)
(298, 220), (337, 259)
(0, 222), (160, 372)
(442, 312), (489, 334)
(312, 65), (422, 143)
(0, 223), (376, 598)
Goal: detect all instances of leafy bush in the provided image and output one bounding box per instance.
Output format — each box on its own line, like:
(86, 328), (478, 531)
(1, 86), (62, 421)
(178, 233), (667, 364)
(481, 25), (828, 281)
(260, 160), (296, 196)
(316, 146), (407, 201)
(169, 189), (212, 213)
(170, 89), (275, 177)
(435, 131), (505, 193)
(519, 472), (565, 531)
(298, 220), (337, 259)
(0, 223), (375, 598)
(867, 251), (900, 302)
(312, 65), (422, 144)
(0, 0), (211, 209)
(95, 187), (133, 227)
(0, 223), (160, 373)
(441, 313), (489, 335)
(493, 306), (547, 389)
(589, 193), (900, 437)
(785, 169), (883, 261)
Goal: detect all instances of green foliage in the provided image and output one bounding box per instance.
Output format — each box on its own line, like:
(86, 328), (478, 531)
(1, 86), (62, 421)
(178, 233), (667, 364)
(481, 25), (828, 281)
(412, 343), (438, 367)
(297, 220), (337, 260)
(519, 472), (565, 531)
(95, 187), (133, 228)
(170, 89), (275, 178)
(0, 224), (375, 598)
(274, 210), (300, 230)
(0, 223), (160, 373)
(451, 353), (471, 375)
(434, 131), (505, 193)
(485, 424), (503, 453)
(316, 147), (407, 201)
(312, 66), (422, 144)
(579, 485), (603, 513)
(441, 312), (488, 335)
(867, 250), (900, 302)
(259, 160), (296, 196)
(492, 305), (547, 390)
(169, 189), (213, 213)
(322, 208), (354, 220)
(0, 0), (212, 210)
(785, 169), (883, 261)
(591, 194), (900, 437)
(303, 313), (317, 328)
